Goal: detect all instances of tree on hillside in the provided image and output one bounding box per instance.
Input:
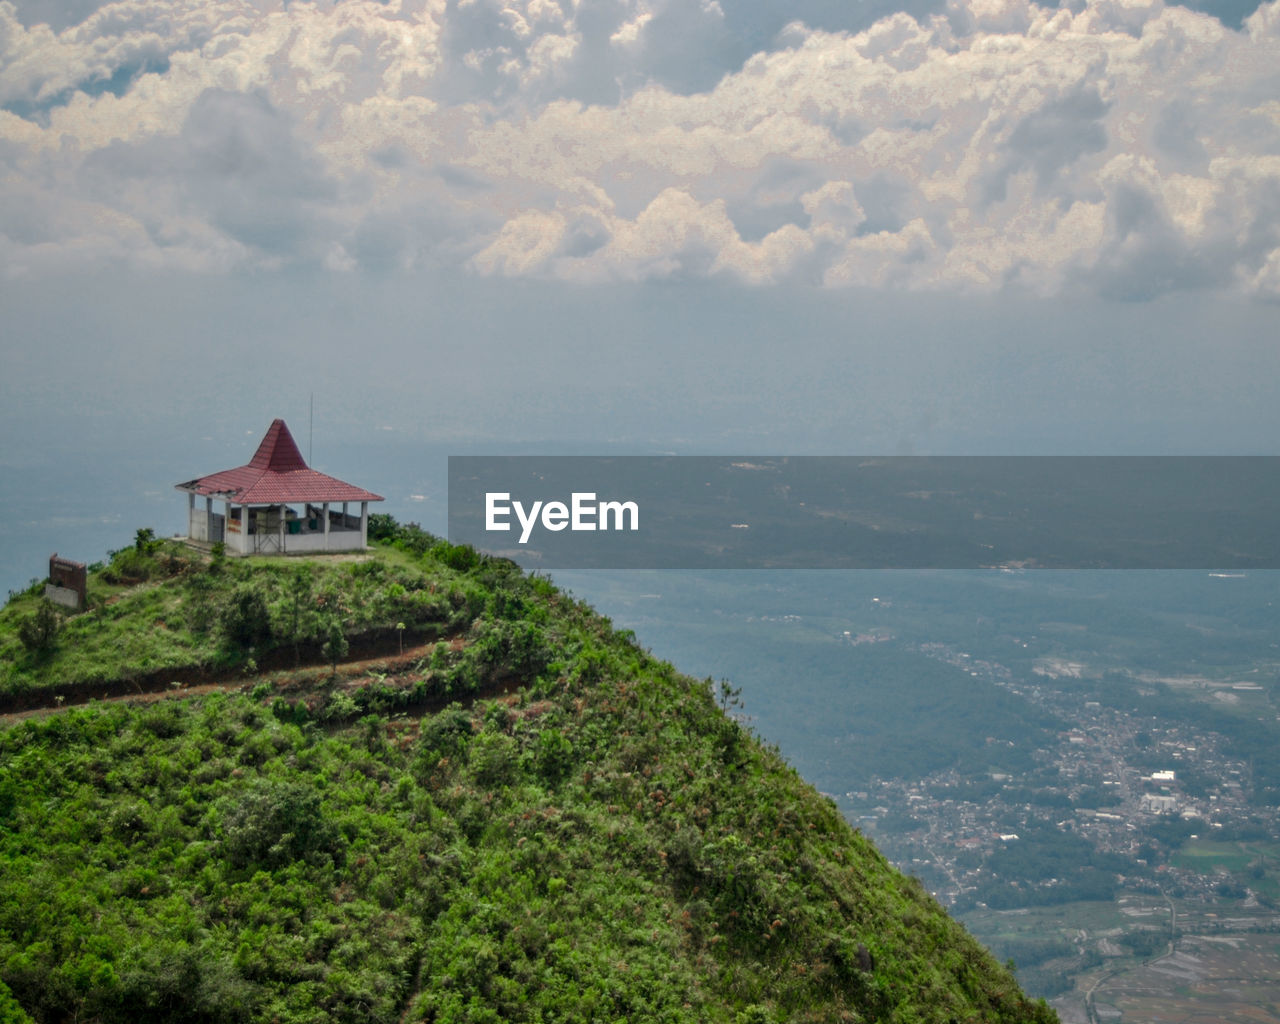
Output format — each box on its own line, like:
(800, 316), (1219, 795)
(281, 565), (316, 665)
(322, 618), (348, 677)
(220, 585), (272, 649)
(18, 601), (61, 655)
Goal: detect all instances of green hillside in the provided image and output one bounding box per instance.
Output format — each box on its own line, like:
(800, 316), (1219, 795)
(0, 522), (1056, 1023)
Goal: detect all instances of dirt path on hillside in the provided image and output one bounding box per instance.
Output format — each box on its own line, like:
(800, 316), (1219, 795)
(0, 637), (467, 726)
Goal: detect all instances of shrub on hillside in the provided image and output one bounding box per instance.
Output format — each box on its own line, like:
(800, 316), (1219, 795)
(218, 778), (344, 870)
(220, 586), (273, 649)
(17, 601), (62, 654)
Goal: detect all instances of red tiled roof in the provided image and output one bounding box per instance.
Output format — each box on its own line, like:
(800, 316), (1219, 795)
(176, 419), (384, 505)
(248, 418), (308, 472)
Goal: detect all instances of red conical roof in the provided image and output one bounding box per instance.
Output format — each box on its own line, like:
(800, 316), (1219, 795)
(247, 419), (308, 472)
(175, 419), (383, 505)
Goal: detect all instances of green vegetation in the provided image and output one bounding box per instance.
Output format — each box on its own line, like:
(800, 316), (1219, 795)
(955, 823), (1133, 911)
(0, 521), (1056, 1023)
(0, 524), (489, 700)
(15, 601), (61, 655)
(1170, 840), (1257, 874)
(1168, 839), (1280, 904)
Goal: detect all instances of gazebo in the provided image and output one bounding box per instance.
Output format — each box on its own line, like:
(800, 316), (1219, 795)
(176, 419), (383, 555)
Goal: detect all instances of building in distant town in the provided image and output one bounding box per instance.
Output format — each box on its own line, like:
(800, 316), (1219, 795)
(1142, 793), (1180, 814)
(176, 419), (383, 556)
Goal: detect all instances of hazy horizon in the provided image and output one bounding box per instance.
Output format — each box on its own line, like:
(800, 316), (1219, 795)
(4, 0), (1280, 590)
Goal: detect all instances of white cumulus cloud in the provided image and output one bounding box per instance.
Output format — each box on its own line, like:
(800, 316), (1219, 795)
(1, 0), (1278, 296)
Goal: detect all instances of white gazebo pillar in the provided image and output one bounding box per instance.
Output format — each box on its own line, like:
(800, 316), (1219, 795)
(323, 501), (330, 551)
(360, 501), (368, 548)
(279, 503), (286, 552)
(205, 496), (213, 542)
(187, 492), (195, 539)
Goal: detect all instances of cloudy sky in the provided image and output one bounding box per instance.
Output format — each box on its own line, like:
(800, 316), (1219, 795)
(4, 0), (1279, 294)
(2, 0), (1279, 587)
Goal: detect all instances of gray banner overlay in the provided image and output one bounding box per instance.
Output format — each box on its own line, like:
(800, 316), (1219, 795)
(447, 456), (1280, 569)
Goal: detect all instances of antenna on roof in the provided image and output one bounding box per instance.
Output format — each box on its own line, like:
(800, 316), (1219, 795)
(309, 392), (314, 465)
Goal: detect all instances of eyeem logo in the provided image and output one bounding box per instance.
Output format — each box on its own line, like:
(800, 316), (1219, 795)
(485, 492), (639, 544)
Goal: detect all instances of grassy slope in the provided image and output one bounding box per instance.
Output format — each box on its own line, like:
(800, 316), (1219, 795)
(0, 532), (1056, 1023)
(0, 533), (482, 699)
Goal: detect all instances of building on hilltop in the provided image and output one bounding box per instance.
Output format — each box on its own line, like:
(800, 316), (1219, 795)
(176, 419), (383, 556)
